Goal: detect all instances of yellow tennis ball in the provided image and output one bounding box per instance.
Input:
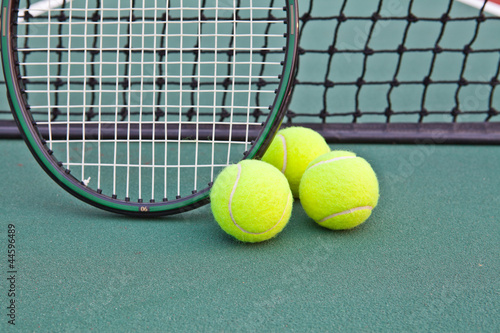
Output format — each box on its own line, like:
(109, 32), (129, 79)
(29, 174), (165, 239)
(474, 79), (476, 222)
(299, 151), (379, 230)
(210, 160), (293, 243)
(261, 127), (330, 198)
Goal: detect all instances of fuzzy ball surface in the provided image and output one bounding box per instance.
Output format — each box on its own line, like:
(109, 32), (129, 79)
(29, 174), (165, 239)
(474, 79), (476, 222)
(261, 127), (330, 197)
(299, 151), (379, 230)
(210, 160), (293, 242)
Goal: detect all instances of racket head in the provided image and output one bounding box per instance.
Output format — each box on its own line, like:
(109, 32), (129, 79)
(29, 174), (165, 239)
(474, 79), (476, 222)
(1, 0), (299, 216)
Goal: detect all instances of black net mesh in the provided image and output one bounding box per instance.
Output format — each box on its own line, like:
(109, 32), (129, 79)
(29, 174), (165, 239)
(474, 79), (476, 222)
(1, 0), (500, 142)
(286, 0), (500, 125)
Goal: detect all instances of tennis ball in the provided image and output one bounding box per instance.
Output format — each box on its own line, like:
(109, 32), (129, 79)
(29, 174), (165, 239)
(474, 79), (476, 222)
(299, 151), (379, 230)
(210, 160), (293, 243)
(261, 127), (330, 198)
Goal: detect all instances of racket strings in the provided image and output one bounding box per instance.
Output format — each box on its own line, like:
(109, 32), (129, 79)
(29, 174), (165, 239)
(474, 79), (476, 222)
(15, 0), (288, 202)
(17, 4), (286, 122)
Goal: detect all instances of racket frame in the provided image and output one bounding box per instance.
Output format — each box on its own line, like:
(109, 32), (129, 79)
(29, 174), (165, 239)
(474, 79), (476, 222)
(1, 0), (299, 216)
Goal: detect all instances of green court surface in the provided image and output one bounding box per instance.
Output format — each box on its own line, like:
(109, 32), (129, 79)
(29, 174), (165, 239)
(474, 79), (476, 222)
(0, 141), (498, 331)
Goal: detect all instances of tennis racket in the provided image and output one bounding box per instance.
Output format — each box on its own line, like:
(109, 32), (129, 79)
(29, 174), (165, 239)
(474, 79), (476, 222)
(1, 0), (299, 216)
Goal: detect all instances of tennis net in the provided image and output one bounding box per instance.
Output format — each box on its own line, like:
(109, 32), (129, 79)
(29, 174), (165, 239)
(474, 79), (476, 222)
(1, 0), (499, 143)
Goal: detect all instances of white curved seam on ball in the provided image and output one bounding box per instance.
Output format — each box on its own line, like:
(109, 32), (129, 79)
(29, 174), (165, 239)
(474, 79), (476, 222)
(308, 155), (357, 170)
(228, 164), (242, 231)
(279, 134), (287, 173)
(318, 206), (373, 224)
(228, 164), (291, 235)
